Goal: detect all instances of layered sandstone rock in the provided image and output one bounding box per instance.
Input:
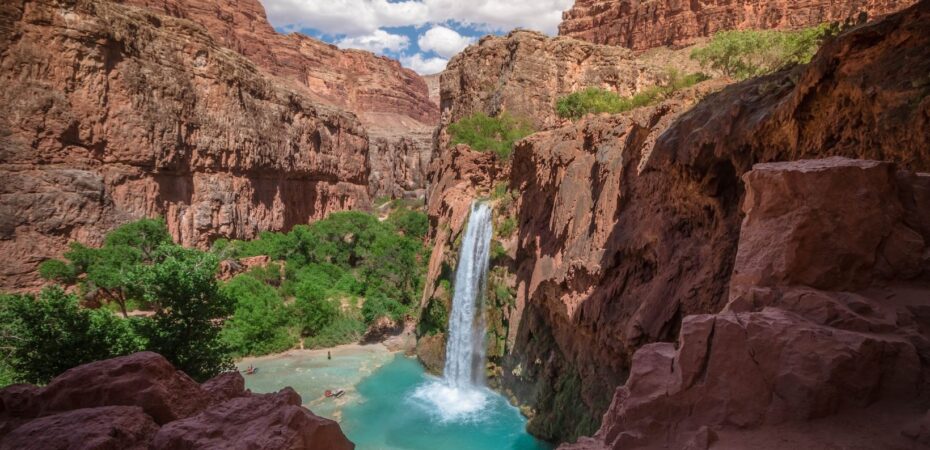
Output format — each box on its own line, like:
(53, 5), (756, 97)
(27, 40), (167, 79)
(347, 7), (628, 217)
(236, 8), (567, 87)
(425, 0), (930, 443)
(0, 352), (353, 450)
(564, 157), (929, 449)
(440, 30), (668, 132)
(0, 0), (370, 290)
(559, 0), (917, 50)
(123, 0), (440, 200)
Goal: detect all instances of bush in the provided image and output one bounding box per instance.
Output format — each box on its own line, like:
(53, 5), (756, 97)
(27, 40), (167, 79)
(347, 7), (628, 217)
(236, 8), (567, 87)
(447, 112), (534, 160)
(293, 295), (339, 336)
(0, 287), (143, 384)
(417, 297), (448, 337)
(131, 245), (234, 382)
(497, 217), (517, 238)
(556, 71), (709, 119)
(691, 24), (833, 80)
(304, 316), (366, 349)
(361, 292), (408, 324)
(220, 276), (295, 357)
(387, 209), (429, 240)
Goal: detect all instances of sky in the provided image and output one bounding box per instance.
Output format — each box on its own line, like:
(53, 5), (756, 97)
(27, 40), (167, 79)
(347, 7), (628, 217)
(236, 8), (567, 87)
(259, 0), (575, 74)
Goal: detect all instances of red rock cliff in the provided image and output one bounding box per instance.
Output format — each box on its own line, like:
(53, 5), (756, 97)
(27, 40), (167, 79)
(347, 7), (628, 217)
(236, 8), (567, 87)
(514, 0), (930, 443)
(122, 0), (440, 200)
(426, 0), (930, 444)
(0, 0), (369, 290)
(559, 0), (917, 50)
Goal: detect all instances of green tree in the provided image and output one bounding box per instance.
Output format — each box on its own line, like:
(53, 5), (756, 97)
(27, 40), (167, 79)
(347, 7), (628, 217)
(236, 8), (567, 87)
(691, 24), (833, 80)
(0, 287), (143, 384)
(387, 209), (429, 240)
(131, 245), (234, 382)
(220, 276), (295, 356)
(39, 218), (173, 317)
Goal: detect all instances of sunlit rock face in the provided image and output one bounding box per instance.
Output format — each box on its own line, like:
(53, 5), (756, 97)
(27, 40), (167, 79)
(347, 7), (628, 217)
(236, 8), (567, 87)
(558, 0), (918, 50)
(0, 352), (355, 449)
(121, 0), (440, 201)
(0, 0), (440, 291)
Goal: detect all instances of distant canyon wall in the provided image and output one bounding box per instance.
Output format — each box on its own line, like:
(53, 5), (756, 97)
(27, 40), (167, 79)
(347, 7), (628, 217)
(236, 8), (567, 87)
(0, 0), (371, 290)
(0, 0), (439, 291)
(559, 0), (917, 50)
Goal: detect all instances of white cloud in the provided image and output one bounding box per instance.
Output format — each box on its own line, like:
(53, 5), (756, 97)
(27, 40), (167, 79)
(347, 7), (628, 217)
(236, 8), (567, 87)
(417, 26), (476, 58)
(262, 0), (574, 36)
(337, 30), (410, 53)
(401, 54), (448, 75)
(263, 0), (429, 36)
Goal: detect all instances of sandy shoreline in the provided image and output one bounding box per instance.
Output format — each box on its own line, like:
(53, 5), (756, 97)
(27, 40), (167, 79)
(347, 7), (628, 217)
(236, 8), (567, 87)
(235, 342), (392, 365)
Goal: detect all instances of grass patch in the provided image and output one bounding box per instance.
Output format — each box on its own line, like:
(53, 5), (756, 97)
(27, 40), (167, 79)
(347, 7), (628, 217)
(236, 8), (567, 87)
(556, 70), (709, 120)
(691, 24), (835, 80)
(448, 112), (534, 160)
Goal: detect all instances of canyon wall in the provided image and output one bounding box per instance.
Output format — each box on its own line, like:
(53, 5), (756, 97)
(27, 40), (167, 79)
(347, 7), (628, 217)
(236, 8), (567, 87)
(440, 30), (667, 132)
(0, 0), (441, 291)
(425, 0), (930, 443)
(559, 0), (917, 50)
(0, 0), (370, 290)
(122, 0), (440, 201)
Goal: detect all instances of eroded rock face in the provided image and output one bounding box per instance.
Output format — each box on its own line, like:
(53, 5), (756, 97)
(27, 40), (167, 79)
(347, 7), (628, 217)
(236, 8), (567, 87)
(0, 0), (370, 290)
(428, 1), (930, 443)
(564, 157), (929, 449)
(440, 30), (667, 131)
(0, 353), (352, 449)
(122, 0), (440, 201)
(559, 0), (917, 50)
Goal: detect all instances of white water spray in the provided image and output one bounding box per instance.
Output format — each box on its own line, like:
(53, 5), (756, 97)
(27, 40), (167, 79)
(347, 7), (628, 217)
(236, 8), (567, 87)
(412, 202), (493, 422)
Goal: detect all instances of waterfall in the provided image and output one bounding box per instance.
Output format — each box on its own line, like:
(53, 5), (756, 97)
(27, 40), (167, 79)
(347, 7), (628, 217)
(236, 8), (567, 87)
(443, 202), (493, 387)
(412, 201), (493, 422)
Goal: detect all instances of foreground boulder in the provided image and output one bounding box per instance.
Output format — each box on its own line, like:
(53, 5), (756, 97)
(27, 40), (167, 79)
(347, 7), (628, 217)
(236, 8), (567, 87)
(153, 388), (352, 450)
(562, 157), (930, 449)
(0, 353), (354, 449)
(1, 406), (158, 450)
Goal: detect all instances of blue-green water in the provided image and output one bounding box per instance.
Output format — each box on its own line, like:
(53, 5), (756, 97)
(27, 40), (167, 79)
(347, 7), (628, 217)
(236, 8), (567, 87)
(340, 355), (550, 450)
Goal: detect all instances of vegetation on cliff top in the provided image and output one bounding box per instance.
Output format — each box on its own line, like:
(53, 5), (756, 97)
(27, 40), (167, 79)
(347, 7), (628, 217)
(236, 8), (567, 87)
(556, 70), (709, 120)
(691, 23), (835, 80)
(448, 112), (535, 160)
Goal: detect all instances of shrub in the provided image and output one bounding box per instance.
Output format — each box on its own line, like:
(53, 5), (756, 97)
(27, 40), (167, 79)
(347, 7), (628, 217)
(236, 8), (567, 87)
(691, 24), (833, 80)
(556, 71), (709, 119)
(361, 292), (408, 324)
(304, 316), (366, 349)
(387, 209), (429, 240)
(130, 245), (234, 382)
(417, 296), (448, 337)
(293, 295), (339, 336)
(497, 217), (517, 238)
(0, 287), (144, 384)
(447, 112), (534, 160)
(220, 276), (295, 357)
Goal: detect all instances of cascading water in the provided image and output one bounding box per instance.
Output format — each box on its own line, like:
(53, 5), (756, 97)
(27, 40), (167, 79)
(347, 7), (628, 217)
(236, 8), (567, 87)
(443, 202), (493, 387)
(413, 202), (493, 422)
